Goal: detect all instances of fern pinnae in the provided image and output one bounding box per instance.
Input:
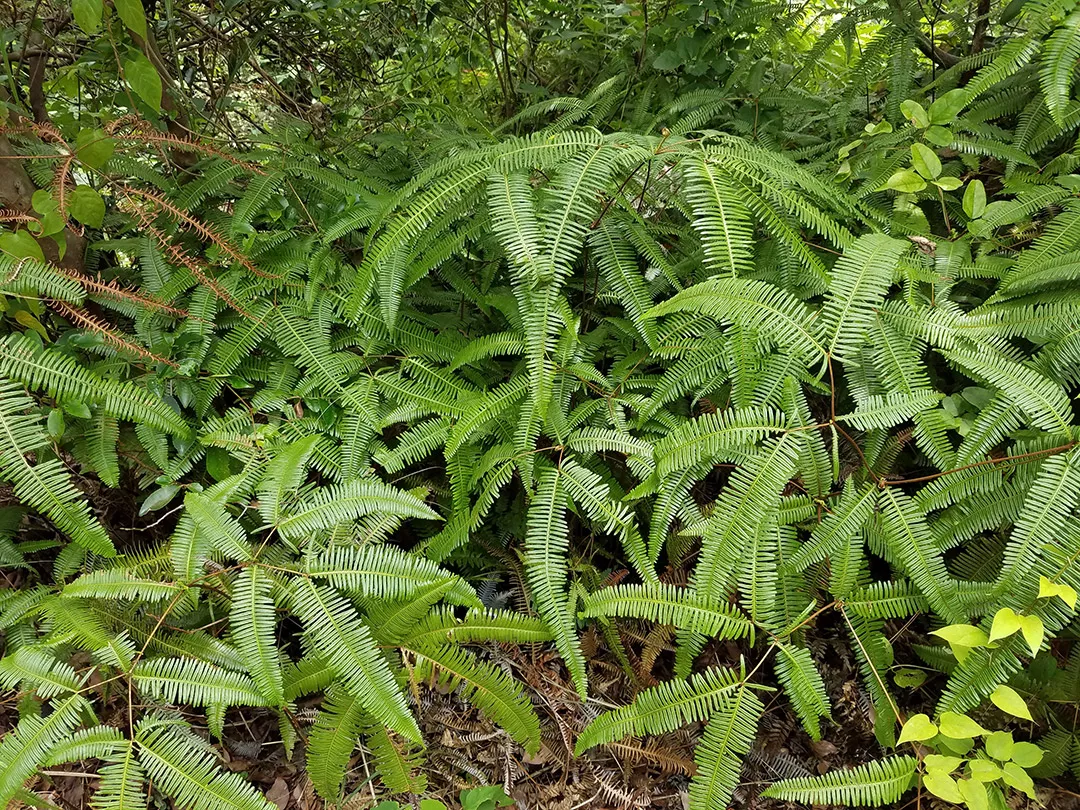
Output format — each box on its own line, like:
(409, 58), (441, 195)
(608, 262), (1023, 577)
(525, 464), (588, 698)
(230, 566), (284, 706)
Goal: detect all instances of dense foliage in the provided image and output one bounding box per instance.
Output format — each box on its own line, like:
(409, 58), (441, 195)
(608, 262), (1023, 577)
(3, 0), (1080, 808)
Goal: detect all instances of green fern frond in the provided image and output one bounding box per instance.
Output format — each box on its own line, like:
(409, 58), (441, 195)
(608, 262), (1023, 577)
(525, 464), (587, 698)
(687, 684), (764, 810)
(94, 741), (147, 810)
(0, 334), (189, 435)
(289, 579), (421, 743)
(365, 723), (427, 795)
(276, 477), (440, 539)
(134, 719), (275, 810)
(306, 686), (367, 805)
(774, 643), (830, 740)
(575, 666), (755, 752)
(650, 278), (825, 360)
(1041, 12), (1080, 126)
(761, 755), (917, 805)
(407, 642), (541, 754)
(581, 583), (754, 640)
(230, 567), (284, 706)
(0, 693), (88, 804)
(0, 380), (115, 556)
(133, 657), (268, 707)
(308, 544), (479, 606)
(682, 153), (755, 277)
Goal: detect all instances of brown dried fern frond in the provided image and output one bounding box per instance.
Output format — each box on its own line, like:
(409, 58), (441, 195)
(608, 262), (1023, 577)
(61, 269), (190, 319)
(47, 299), (179, 368)
(121, 186), (278, 279)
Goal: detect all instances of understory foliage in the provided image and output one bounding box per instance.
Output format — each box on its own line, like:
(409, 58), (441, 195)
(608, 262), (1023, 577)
(4, 0), (1080, 808)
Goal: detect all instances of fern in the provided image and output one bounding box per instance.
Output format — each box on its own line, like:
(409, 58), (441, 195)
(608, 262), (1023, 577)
(761, 756), (918, 805)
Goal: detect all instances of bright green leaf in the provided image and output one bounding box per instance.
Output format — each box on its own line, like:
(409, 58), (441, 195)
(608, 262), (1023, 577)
(963, 180), (986, 219)
(68, 186), (105, 229)
(898, 713), (937, 744)
(924, 754), (963, 774)
(113, 0), (147, 38)
(900, 99), (930, 127)
(985, 731), (1014, 761)
(967, 760), (1002, 783)
(1009, 742), (1043, 768)
(123, 52), (162, 112)
(989, 607), (1021, 643)
(1001, 762), (1036, 798)
(1038, 575), (1077, 608)
(958, 777), (989, 810)
(989, 685), (1032, 721)
(923, 772), (963, 803)
(75, 129), (116, 169)
(884, 169), (927, 193)
(72, 0), (103, 33)
(938, 712), (987, 738)
(928, 89), (968, 124)
(0, 230), (44, 262)
(1018, 614), (1044, 656)
(911, 143), (942, 179)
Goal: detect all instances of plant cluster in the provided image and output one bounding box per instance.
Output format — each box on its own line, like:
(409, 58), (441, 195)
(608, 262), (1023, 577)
(2, 0), (1080, 809)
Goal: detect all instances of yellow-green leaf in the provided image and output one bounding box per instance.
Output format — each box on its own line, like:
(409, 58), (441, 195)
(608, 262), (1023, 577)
(1010, 742), (1043, 768)
(924, 754), (963, 774)
(923, 772), (963, 803)
(123, 52), (162, 112)
(968, 760), (1002, 783)
(1002, 762), (1036, 798)
(113, 0), (147, 38)
(1017, 614), (1044, 656)
(884, 169), (927, 193)
(988, 607), (1021, 643)
(963, 180), (986, 219)
(938, 712), (987, 738)
(958, 777), (989, 810)
(911, 143), (942, 179)
(989, 685), (1032, 721)
(898, 713), (937, 744)
(985, 730), (1014, 761)
(1038, 575), (1077, 608)
(72, 0), (103, 33)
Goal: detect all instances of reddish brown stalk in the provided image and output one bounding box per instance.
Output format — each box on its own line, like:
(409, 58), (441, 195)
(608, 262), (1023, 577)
(59, 268), (190, 319)
(114, 133), (267, 175)
(121, 186), (278, 279)
(130, 210), (252, 318)
(48, 299), (179, 368)
(52, 154), (77, 227)
(0, 210), (37, 224)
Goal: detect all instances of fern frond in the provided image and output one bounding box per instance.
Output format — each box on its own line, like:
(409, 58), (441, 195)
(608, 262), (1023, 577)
(133, 657), (267, 707)
(774, 643), (830, 740)
(134, 719), (275, 810)
(289, 580), (421, 743)
(306, 686), (366, 804)
(581, 583), (754, 640)
(687, 684), (764, 810)
(525, 464), (587, 698)
(1041, 12), (1080, 126)
(230, 567), (284, 706)
(407, 643), (541, 754)
(0, 380), (115, 555)
(308, 544), (479, 607)
(575, 666), (752, 752)
(762, 755), (917, 805)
